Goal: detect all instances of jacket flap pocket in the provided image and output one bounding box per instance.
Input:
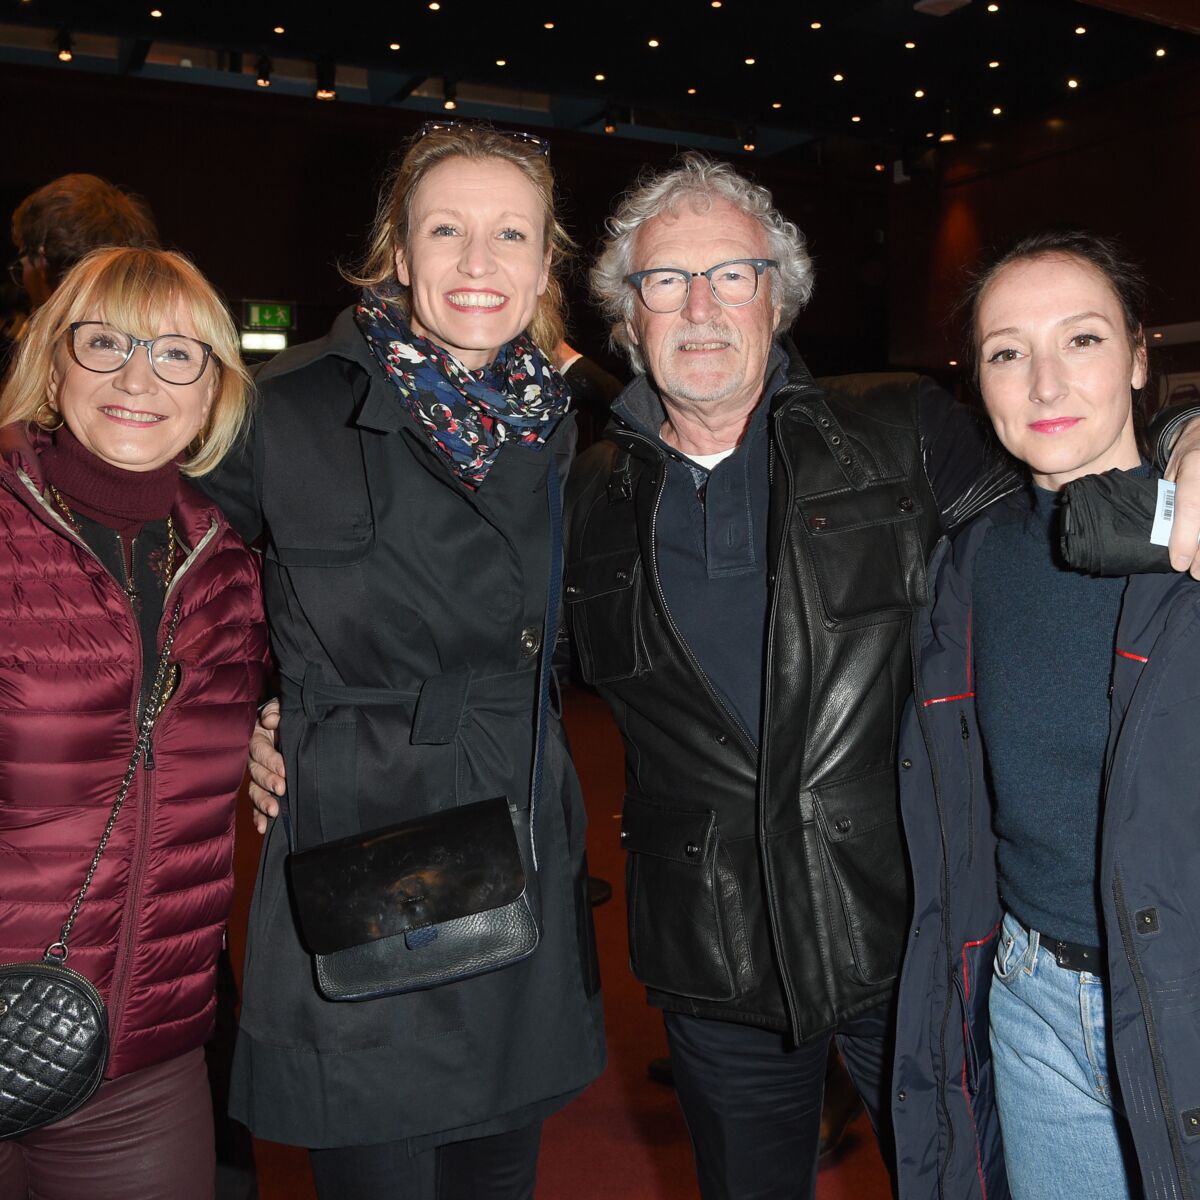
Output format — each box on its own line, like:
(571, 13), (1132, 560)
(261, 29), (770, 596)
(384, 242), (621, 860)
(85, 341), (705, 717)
(269, 522), (374, 567)
(565, 549), (640, 602)
(798, 480), (923, 536)
(622, 795), (716, 864)
(812, 768), (899, 842)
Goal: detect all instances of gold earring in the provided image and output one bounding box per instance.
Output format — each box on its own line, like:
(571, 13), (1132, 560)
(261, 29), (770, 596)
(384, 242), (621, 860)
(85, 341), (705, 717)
(34, 401), (64, 431)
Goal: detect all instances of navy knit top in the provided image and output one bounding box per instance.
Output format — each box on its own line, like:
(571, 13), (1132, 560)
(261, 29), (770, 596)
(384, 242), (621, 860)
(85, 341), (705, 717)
(972, 476), (1141, 947)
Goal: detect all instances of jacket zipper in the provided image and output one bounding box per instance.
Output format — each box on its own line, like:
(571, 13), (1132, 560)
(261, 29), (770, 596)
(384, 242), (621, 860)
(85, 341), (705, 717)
(614, 429), (757, 752)
(959, 711), (975, 867)
(909, 537), (957, 1199)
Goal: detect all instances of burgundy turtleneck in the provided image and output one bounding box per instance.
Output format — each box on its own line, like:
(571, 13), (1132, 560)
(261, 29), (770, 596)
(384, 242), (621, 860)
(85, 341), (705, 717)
(39, 425), (179, 539)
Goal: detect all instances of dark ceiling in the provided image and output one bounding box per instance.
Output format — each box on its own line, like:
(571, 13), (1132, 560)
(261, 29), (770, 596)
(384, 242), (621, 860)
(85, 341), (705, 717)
(5, 0), (1198, 156)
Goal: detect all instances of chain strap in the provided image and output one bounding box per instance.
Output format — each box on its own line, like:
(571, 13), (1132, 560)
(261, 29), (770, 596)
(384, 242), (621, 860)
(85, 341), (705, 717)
(44, 602), (183, 963)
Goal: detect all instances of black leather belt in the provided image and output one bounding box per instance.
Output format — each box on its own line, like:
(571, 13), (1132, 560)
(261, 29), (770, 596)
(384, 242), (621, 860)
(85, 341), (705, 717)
(1043, 934), (1105, 975)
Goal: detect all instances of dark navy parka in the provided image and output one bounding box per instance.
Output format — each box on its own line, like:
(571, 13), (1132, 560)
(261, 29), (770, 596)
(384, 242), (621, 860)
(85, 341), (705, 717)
(892, 488), (1200, 1200)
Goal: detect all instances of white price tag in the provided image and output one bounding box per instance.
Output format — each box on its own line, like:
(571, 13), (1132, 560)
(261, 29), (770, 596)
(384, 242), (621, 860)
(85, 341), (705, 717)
(1150, 478), (1176, 547)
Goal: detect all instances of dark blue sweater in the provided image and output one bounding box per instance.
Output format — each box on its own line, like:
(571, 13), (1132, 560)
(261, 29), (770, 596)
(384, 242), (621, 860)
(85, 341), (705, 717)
(972, 478), (1138, 947)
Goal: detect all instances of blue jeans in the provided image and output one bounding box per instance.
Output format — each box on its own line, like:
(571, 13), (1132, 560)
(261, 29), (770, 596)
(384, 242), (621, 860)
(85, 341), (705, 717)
(990, 911), (1141, 1199)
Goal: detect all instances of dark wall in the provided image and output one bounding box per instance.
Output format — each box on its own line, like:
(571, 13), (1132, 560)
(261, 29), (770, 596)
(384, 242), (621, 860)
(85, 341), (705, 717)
(3, 63), (890, 376)
(888, 61), (1200, 373)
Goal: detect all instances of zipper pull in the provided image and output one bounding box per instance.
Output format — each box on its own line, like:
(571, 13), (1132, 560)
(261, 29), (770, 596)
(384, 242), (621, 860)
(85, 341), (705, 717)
(145, 739), (156, 771)
(959, 712), (970, 741)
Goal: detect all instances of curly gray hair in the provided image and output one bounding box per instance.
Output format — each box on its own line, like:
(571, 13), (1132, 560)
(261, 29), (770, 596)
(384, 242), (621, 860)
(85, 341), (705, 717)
(590, 152), (815, 373)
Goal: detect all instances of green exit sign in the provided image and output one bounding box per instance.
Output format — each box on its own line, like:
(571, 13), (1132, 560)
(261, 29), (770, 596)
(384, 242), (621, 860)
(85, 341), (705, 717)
(244, 301), (295, 330)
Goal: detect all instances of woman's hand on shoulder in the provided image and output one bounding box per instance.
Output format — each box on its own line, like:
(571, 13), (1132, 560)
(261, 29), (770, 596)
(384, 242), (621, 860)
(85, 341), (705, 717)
(249, 699), (287, 835)
(1167, 420), (1200, 579)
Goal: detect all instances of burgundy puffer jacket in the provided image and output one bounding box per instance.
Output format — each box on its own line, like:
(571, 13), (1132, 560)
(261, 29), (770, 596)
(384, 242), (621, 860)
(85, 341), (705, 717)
(0, 424), (268, 1078)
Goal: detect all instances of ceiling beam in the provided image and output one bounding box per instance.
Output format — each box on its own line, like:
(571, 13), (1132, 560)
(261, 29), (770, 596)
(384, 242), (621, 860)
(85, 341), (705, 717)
(1074, 0), (1200, 35)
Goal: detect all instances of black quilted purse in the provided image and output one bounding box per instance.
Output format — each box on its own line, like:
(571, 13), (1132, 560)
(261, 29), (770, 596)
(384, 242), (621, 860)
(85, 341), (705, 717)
(0, 605), (181, 1140)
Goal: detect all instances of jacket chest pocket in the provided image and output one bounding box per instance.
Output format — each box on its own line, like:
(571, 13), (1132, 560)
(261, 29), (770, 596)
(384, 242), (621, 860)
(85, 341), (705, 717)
(796, 481), (928, 623)
(565, 548), (648, 684)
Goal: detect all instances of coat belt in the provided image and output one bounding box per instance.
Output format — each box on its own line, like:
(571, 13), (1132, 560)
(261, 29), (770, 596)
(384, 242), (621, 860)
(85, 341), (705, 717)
(281, 664), (534, 744)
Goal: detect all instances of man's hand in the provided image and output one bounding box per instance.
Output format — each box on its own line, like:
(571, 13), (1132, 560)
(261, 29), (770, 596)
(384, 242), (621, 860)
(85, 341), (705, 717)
(248, 699), (286, 835)
(1165, 420), (1200, 578)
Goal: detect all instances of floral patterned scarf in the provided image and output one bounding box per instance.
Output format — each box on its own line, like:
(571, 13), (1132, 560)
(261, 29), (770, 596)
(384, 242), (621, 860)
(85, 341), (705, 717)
(355, 285), (569, 488)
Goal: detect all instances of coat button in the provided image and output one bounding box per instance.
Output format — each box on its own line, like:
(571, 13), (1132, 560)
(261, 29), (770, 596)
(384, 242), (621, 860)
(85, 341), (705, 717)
(519, 626), (542, 657)
(834, 818), (852, 834)
(898, 496), (914, 513)
(1183, 1108), (1200, 1137)
(901, 758), (912, 769)
(897, 1089), (907, 1102)
(1137, 908), (1160, 933)
(685, 842), (701, 858)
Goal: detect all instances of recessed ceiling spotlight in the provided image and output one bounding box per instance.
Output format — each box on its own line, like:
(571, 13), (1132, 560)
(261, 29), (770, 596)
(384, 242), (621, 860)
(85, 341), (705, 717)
(56, 29), (73, 62)
(914, 88), (925, 98)
(711, 1), (722, 7)
(904, 41), (916, 49)
(939, 131), (956, 142)
(594, 72), (605, 80)
(255, 54), (271, 86)
(992, 105), (1002, 114)
(925, 131), (934, 138)
(150, 8), (163, 17)
(273, 25), (284, 34)
(428, 2), (440, 8)
(744, 56), (756, 64)
(832, 72), (844, 81)
(1075, 25), (1086, 34)
(687, 86), (697, 94)
(1067, 77), (1079, 88)
(851, 114), (861, 123)
(543, 21), (555, 28)
(948, 359), (959, 366)
(810, 21), (822, 29)
(1152, 331), (1164, 339)
(648, 38), (660, 47)
(389, 42), (400, 50)
(1156, 47), (1167, 57)
(771, 101), (782, 109)
(495, 58), (506, 65)
(874, 163), (885, 172)
(986, 3), (998, 10)
(988, 60), (1000, 68)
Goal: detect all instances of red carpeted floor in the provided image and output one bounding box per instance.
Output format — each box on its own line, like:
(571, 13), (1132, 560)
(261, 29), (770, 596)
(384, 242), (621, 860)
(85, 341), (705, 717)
(229, 687), (892, 1199)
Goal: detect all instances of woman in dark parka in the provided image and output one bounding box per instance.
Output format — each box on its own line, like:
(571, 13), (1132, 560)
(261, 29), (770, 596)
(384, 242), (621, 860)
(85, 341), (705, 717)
(199, 124), (605, 1199)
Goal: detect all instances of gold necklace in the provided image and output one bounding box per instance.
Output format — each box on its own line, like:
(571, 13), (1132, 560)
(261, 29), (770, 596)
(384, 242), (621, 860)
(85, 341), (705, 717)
(47, 484), (180, 606)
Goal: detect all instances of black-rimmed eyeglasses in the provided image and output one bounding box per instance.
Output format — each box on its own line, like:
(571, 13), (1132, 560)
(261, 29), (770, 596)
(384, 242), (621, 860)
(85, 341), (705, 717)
(626, 258), (779, 314)
(415, 118), (550, 157)
(68, 321), (215, 386)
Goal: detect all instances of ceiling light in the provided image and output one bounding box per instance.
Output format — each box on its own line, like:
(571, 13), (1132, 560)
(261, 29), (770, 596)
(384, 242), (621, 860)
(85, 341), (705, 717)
(948, 359), (958, 367)
(742, 140), (756, 152)
(986, 3), (998, 10)
(255, 54), (271, 87)
(594, 72), (605, 81)
(939, 131), (956, 142)
(1156, 47), (1167, 57)
(1067, 77), (1079, 88)
(315, 56), (337, 99)
(273, 25), (284, 34)
(832, 72), (844, 81)
(904, 41), (916, 49)
(1074, 25), (1086, 34)
(443, 79), (457, 109)
(988, 60), (1000, 68)
(428, 2), (440, 8)
(389, 42), (400, 50)
(914, 88), (925, 98)
(874, 163), (885, 172)
(925, 131), (935, 138)
(150, 8), (163, 16)
(745, 57), (756, 64)
(543, 21), (555, 28)
(56, 29), (73, 62)
(711, 1), (722, 6)
(810, 21), (822, 29)
(771, 101), (782, 109)
(992, 105), (1002, 114)
(687, 86), (697, 94)
(851, 114), (861, 123)
(495, 58), (506, 65)
(604, 108), (618, 133)
(1152, 332), (1164, 339)
(648, 38), (659, 47)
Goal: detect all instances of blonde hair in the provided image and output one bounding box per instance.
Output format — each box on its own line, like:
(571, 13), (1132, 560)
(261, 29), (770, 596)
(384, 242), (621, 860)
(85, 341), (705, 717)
(0, 247), (251, 476)
(344, 124), (573, 352)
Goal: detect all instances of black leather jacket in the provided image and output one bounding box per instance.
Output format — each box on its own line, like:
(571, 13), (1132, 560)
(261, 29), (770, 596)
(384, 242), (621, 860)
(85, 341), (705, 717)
(565, 343), (1017, 1040)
